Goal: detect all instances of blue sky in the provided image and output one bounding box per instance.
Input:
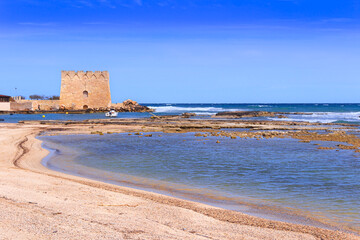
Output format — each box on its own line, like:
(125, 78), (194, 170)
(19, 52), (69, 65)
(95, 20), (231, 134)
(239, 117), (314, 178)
(1, 0), (360, 103)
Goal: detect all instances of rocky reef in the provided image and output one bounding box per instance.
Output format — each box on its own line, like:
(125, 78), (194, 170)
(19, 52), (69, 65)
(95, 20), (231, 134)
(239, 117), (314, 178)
(213, 111), (314, 119)
(213, 111), (283, 118)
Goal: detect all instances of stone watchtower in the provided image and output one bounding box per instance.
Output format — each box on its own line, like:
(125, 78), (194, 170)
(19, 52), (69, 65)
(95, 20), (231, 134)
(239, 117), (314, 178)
(60, 71), (111, 110)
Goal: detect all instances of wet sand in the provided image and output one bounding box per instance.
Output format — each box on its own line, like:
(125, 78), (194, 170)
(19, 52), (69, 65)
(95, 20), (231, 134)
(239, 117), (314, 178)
(0, 120), (359, 239)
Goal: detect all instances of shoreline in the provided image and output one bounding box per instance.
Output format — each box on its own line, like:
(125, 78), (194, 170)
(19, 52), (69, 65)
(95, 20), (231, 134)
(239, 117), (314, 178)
(0, 121), (359, 239)
(39, 133), (356, 234)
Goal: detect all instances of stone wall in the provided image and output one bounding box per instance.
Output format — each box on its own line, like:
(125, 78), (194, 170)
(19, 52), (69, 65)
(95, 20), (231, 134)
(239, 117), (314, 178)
(10, 102), (33, 111)
(0, 102), (10, 111)
(13, 100), (60, 111)
(31, 100), (60, 111)
(60, 70), (111, 110)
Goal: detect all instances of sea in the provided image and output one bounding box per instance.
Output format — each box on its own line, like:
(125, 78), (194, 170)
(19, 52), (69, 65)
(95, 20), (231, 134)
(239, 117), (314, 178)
(1, 103), (360, 124)
(3, 103), (360, 232)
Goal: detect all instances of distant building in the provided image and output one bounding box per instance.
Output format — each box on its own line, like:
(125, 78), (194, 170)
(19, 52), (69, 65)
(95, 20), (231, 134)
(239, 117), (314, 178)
(0, 95), (10, 102)
(0, 95), (11, 111)
(12, 96), (25, 101)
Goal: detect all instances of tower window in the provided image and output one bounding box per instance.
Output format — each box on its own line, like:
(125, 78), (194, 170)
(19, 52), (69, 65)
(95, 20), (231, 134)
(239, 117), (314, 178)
(83, 91), (88, 98)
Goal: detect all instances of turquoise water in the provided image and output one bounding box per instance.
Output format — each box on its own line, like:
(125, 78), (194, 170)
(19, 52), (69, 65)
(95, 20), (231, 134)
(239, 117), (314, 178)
(40, 132), (360, 231)
(2, 103), (360, 124)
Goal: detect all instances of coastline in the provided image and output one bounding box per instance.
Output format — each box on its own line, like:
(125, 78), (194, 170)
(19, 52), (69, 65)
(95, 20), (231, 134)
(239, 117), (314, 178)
(0, 121), (359, 239)
(39, 134), (357, 233)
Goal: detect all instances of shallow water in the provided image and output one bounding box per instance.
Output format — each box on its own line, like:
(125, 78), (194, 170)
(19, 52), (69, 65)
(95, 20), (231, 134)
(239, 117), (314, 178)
(40, 132), (360, 231)
(0, 112), (152, 123)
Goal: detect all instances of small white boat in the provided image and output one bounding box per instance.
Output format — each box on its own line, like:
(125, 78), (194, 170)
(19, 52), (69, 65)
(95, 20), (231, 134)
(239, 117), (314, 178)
(105, 109), (118, 117)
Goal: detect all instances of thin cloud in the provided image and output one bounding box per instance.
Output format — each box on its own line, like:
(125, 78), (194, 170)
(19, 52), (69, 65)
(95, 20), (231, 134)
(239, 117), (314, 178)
(97, 0), (116, 8)
(80, 0), (143, 8)
(83, 22), (111, 25)
(277, 0), (298, 2)
(18, 22), (57, 26)
(319, 18), (354, 23)
(133, 0), (142, 6)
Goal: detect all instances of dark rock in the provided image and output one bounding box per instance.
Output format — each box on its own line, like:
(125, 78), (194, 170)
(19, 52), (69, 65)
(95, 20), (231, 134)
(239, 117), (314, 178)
(214, 111), (276, 118)
(182, 112), (196, 118)
(151, 115), (179, 119)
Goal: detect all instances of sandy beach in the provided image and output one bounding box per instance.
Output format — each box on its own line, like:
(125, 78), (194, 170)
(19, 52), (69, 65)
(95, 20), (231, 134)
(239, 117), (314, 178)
(3, 0), (360, 238)
(0, 120), (359, 240)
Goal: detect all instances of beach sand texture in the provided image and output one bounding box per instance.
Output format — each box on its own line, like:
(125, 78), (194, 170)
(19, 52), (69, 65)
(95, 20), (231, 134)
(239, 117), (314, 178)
(0, 122), (359, 240)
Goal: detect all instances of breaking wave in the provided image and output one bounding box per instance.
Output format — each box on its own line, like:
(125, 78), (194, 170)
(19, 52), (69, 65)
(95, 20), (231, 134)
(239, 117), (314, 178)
(270, 112), (360, 123)
(148, 106), (243, 114)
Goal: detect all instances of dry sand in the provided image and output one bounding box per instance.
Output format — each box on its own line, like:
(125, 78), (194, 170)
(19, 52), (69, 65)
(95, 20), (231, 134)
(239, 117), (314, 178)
(0, 121), (359, 240)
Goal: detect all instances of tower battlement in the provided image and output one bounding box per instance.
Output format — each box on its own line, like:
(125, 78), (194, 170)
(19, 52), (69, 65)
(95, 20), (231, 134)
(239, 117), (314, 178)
(61, 70), (109, 80)
(60, 70), (111, 110)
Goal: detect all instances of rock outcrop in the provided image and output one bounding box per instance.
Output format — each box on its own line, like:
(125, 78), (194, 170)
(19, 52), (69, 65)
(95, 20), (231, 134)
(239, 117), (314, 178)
(181, 112), (196, 118)
(112, 99), (153, 112)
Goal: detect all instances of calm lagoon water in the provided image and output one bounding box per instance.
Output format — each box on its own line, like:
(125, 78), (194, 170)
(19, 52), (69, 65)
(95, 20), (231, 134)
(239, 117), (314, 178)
(40, 132), (360, 231)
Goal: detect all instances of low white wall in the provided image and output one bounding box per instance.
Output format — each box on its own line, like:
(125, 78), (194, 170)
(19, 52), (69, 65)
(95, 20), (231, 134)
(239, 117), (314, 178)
(0, 102), (10, 111)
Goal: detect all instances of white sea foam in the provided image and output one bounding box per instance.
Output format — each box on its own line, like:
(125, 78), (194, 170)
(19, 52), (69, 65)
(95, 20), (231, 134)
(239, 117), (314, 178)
(248, 104), (271, 108)
(148, 105), (360, 123)
(148, 106), (243, 113)
(270, 112), (360, 123)
(192, 112), (215, 115)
